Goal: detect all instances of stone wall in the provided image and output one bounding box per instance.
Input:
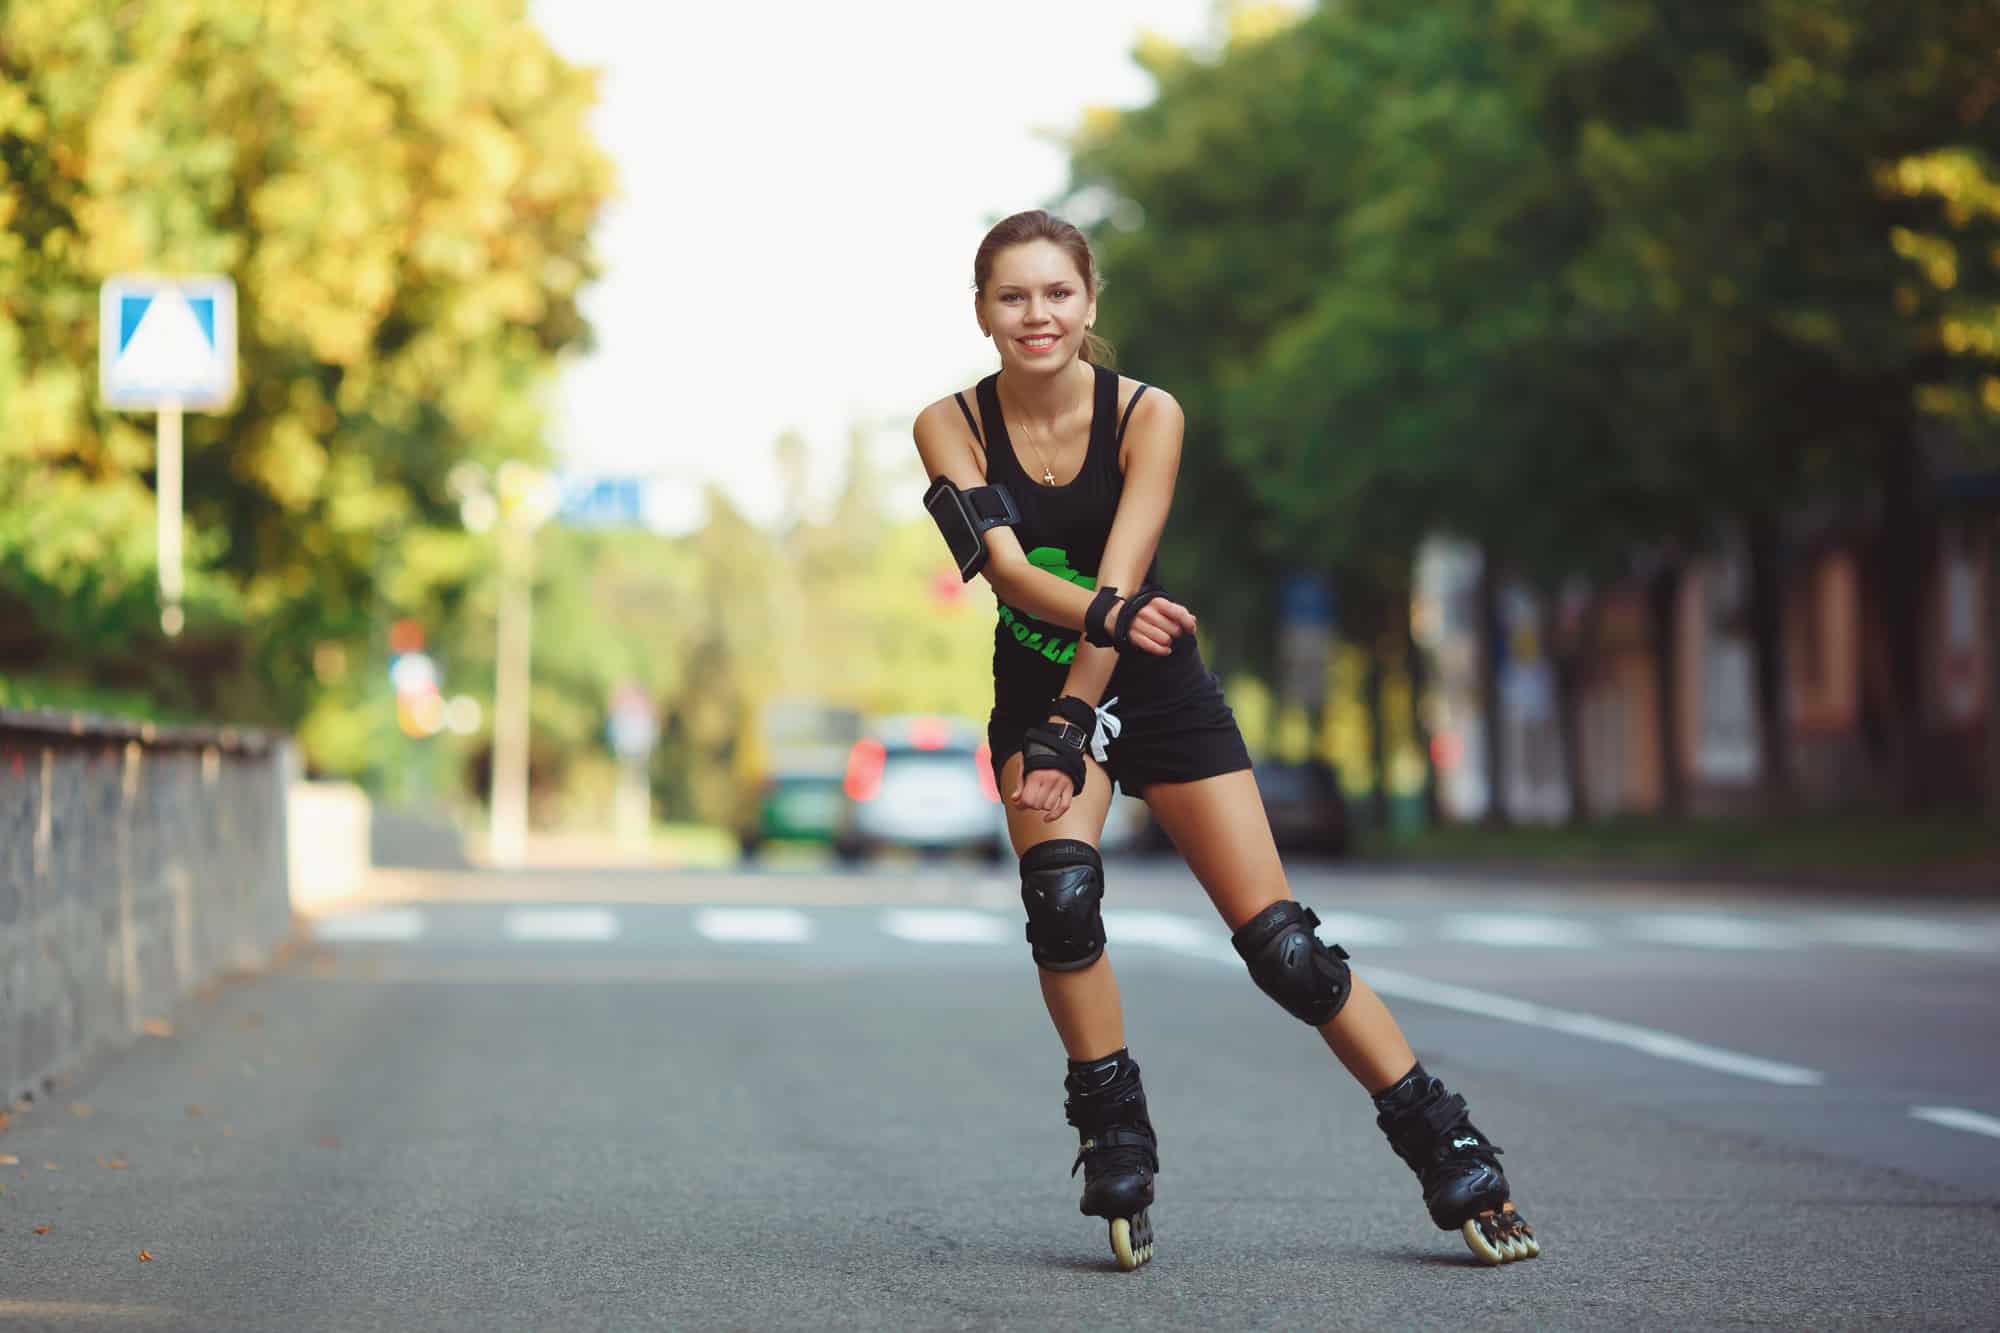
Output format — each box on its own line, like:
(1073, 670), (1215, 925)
(0, 709), (293, 1105)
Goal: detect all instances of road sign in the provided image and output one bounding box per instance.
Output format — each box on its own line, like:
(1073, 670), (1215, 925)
(560, 475), (646, 528)
(99, 275), (237, 410)
(608, 682), (658, 758)
(1277, 571), (1337, 708)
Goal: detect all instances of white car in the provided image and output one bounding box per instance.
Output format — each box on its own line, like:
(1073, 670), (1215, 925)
(836, 714), (1154, 863)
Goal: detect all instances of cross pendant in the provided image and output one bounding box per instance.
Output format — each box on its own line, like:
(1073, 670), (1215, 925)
(1042, 468), (1055, 485)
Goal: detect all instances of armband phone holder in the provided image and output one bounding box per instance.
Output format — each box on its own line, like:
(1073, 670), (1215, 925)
(924, 477), (1020, 581)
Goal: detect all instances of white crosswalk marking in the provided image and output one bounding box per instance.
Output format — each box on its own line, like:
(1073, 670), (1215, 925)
(1629, 913), (1801, 950)
(1808, 914), (1998, 954)
(313, 908), (426, 942)
(1910, 1106), (2000, 1139)
(1442, 913), (1597, 949)
(881, 909), (1011, 944)
(693, 907), (814, 943)
(503, 908), (620, 942)
(1312, 911), (1408, 947)
(1104, 910), (1228, 955)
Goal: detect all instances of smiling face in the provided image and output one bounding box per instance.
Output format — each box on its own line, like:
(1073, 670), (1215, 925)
(977, 239), (1098, 378)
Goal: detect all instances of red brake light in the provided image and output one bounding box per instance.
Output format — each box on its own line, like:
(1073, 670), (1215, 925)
(911, 717), (949, 750)
(844, 738), (886, 801)
(975, 743), (999, 802)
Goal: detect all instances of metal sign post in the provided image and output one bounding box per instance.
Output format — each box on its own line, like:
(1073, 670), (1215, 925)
(156, 397), (184, 636)
(608, 682), (659, 853)
(99, 275), (237, 636)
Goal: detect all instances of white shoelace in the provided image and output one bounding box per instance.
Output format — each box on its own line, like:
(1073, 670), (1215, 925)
(1090, 696), (1122, 763)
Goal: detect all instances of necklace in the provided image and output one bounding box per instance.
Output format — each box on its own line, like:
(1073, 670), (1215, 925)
(1000, 384), (1068, 486)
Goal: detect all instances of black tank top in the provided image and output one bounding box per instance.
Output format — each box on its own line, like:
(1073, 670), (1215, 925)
(958, 363), (1211, 722)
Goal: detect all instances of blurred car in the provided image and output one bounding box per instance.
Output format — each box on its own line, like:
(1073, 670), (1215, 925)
(1253, 758), (1350, 857)
(739, 767), (848, 857)
(837, 714), (1006, 863)
(1125, 758), (1348, 858)
(736, 700), (863, 857)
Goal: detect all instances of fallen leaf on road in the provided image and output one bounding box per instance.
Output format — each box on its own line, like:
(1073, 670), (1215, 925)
(185, 1105), (205, 1118)
(318, 1135), (340, 1149)
(0, 1155), (17, 1166)
(98, 1156), (129, 1170)
(221, 1126), (234, 1138)
(44, 1162), (58, 1171)
(142, 1019), (172, 1037)
(0, 1111), (11, 1132)
(68, 1103), (92, 1117)
(33, 1226), (49, 1234)
(138, 1249), (153, 1262)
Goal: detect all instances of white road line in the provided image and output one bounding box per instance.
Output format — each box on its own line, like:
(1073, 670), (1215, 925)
(1313, 911), (1409, 948)
(1104, 910), (1220, 952)
(1101, 909), (1824, 1087)
(1808, 914), (1999, 954)
(1363, 967), (1825, 1086)
(1442, 913), (1597, 949)
(502, 908), (620, 942)
(1628, 913), (1801, 951)
(1910, 1106), (2000, 1139)
(693, 907), (814, 943)
(312, 908), (426, 942)
(881, 909), (1011, 944)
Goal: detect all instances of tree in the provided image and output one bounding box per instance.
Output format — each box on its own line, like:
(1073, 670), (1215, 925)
(0, 0), (612, 736)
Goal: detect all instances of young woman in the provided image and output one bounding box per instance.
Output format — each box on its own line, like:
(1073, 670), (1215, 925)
(912, 209), (1538, 1272)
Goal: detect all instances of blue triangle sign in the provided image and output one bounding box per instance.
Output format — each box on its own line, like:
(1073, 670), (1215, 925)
(119, 295), (151, 354)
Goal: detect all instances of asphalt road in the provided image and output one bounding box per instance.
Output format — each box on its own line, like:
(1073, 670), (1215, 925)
(4, 854), (1998, 1331)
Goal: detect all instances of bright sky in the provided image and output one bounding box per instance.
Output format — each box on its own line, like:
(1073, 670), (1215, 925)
(528, 0), (1217, 532)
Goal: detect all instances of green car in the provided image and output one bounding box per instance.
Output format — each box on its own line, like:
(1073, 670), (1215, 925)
(739, 766), (848, 856)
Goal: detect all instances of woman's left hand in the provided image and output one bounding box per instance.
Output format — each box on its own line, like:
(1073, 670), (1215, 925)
(1011, 765), (1077, 823)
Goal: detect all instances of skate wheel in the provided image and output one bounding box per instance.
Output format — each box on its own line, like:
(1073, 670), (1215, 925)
(1108, 1210), (1154, 1272)
(1461, 1206), (1539, 1266)
(1460, 1217), (1504, 1266)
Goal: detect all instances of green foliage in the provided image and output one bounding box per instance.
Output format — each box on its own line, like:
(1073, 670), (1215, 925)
(0, 0), (611, 722)
(1066, 0), (2000, 606)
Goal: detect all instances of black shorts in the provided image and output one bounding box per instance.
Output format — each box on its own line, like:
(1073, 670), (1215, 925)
(987, 678), (1252, 798)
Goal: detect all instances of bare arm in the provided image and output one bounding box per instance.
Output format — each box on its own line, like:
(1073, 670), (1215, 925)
(1015, 389), (1198, 822)
(1043, 391), (1191, 706)
(911, 396), (1190, 653)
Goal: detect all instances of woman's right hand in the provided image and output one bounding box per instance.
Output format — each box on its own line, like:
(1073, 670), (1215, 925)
(1108, 595), (1197, 655)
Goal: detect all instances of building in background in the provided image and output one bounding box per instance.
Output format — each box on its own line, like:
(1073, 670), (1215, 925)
(1415, 515), (1995, 822)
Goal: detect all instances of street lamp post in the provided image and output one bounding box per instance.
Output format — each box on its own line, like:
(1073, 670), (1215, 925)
(452, 461), (557, 870)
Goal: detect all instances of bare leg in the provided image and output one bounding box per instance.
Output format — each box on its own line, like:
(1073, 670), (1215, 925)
(999, 751), (1124, 1060)
(1146, 768), (1538, 1262)
(1140, 769), (1416, 1093)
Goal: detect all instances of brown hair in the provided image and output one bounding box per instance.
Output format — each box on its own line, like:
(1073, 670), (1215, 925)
(972, 209), (1115, 367)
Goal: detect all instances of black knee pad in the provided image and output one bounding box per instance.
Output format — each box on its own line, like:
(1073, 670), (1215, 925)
(1231, 900), (1352, 1026)
(1020, 839), (1106, 972)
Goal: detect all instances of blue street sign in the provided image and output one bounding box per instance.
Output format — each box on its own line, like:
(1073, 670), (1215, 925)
(1277, 571), (1337, 629)
(559, 475), (647, 528)
(99, 274), (237, 410)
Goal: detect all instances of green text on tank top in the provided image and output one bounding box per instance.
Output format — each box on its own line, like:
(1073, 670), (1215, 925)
(960, 364), (1153, 672)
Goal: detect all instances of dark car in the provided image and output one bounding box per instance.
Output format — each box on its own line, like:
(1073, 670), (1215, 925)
(1126, 758), (1347, 858)
(1254, 758), (1349, 856)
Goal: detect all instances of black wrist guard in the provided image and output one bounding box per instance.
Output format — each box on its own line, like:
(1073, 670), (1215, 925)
(1082, 586), (1121, 648)
(1109, 585), (1168, 650)
(1050, 694), (1098, 735)
(1021, 722), (1088, 796)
